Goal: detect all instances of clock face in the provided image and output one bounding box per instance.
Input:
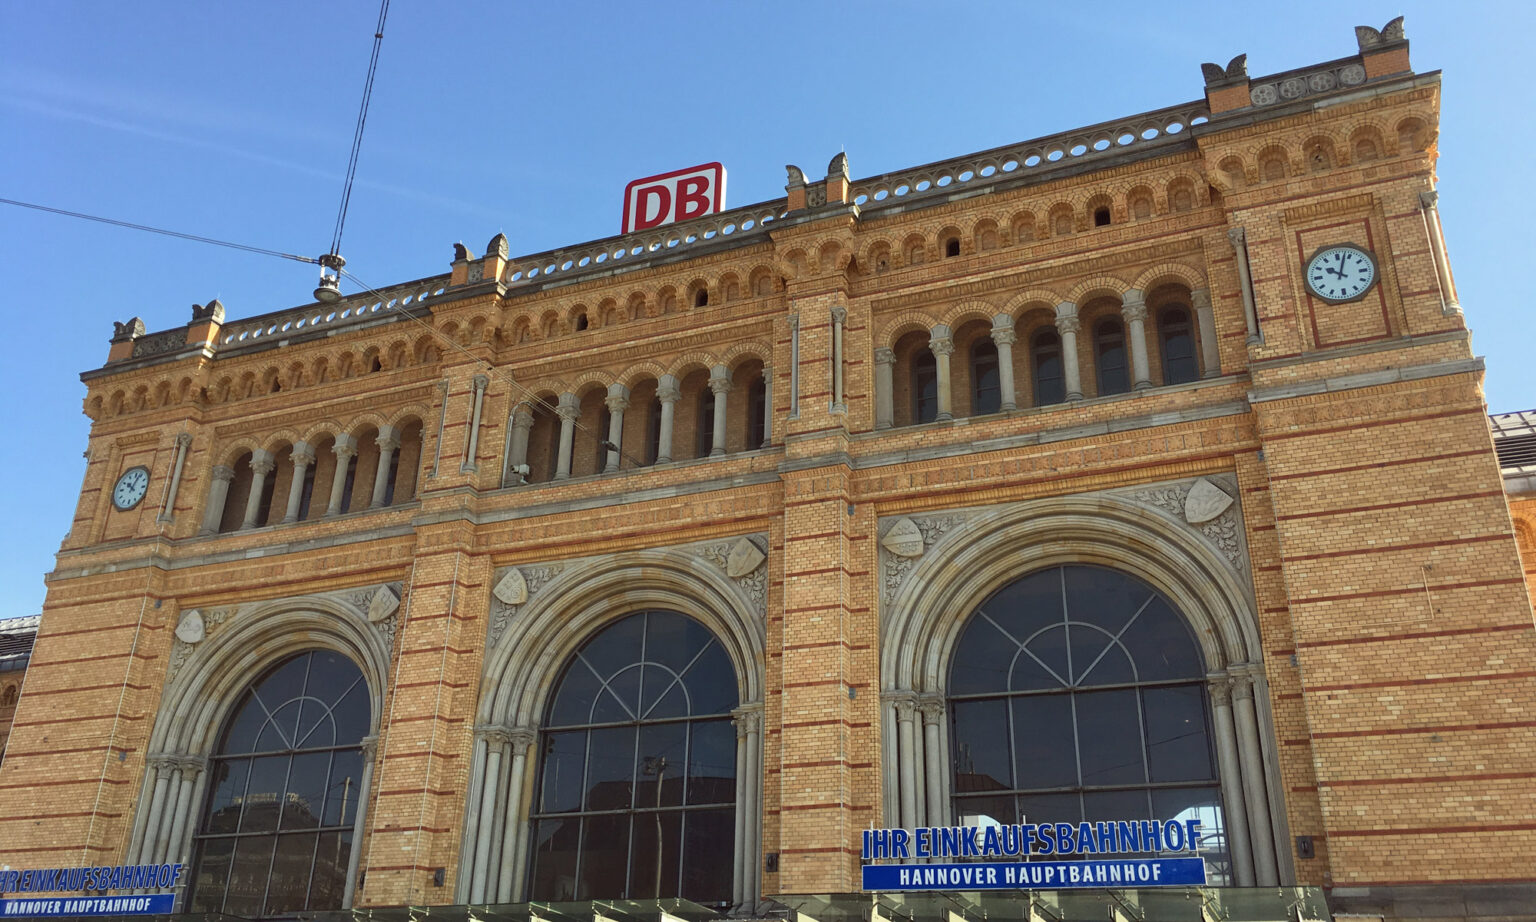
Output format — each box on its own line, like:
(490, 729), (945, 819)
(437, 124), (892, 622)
(1305, 244), (1377, 303)
(112, 466), (150, 511)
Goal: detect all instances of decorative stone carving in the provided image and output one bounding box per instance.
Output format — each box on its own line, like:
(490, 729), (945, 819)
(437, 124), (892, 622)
(492, 568), (529, 606)
(367, 586), (400, 623)
(726, 538), (766, 579)
(1126, 475), (1246, 569)
(879, 513), (970, 604)
(487, 565), (564, 648)
(1184, 478), (1234, 524)
(174, 609), (205, 644)
(1200, 54), (1248, 86)
(881, 518), (924, 558)
(166, 606), (235, 683)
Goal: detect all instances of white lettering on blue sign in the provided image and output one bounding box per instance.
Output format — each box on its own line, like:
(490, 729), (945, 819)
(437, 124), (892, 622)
(862, 820), (1202, 861)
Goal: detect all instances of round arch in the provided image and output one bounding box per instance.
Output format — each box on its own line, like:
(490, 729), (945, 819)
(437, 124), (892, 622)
(462, 549), (766, 906)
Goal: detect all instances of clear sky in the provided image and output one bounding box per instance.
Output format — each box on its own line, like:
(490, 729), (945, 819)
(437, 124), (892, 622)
(1, 1), (1531, 616)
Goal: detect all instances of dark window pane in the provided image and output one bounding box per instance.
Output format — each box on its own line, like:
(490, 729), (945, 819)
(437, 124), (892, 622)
(309, 831), (352, 910)
(576, 813), (630, 899)
(253, 654), (312, 740)
(954, 794), (1016, 827)
(948, 611), (1016, 695)
(539, 730), (587, 813)
(639, 661), (684, 720)
(1159, 309), (1198, 385)
(281, 752), (330, 829)
(1015, 624), (1070, 691)
(219, 691), (266, 754)
(1067, 622), (1124, 687)
(324, 749), (365, 826)
(325, 674), (371, 748)
(203, 759), (252, 834)
(1143, 686), (1215, 783)
(1016, 792), (1081, 827)
(1033, 332), (1065, 406)
(1095, 320), (1129, 396)
(222, 834), (276, 919)
(1083, 789), (1151, 826)
(913, 351), (938, 423)
(263, 832), (317, 916)
(578, 614), (646, 682)
(680, 809), (735, 907)
(584, 726), (637, 810)
(530, 817), (580, 902)
(687, 719), (737, 805)
(626, 810), (682, 898)
(598, 664), (643, 722)
(952, 699), (1011, 792)
(254, 701), (299, 753)
(1120, 600), (1204, 681)
(296, 652), (357, 748)
(971, 340), (1000, 415)
(188, 837), (234, 913)
(680, 642), (738, 716)
(240, 756), (290, 833)
(643, 611), (713, 677)
(637, 722), (687, 808)
(1012, 695), (1077, 789)
(549, 659), (603, 727)
(1064, 566), (1154, 634)
(1074, 690), (1146, 786)
(1073, 641), (1135, 688)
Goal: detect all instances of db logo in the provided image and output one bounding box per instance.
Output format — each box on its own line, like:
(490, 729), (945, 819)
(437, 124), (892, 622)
(622, 162), (727, 234)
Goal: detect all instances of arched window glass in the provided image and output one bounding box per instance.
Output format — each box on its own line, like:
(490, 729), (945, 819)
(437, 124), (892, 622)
(646, 397), (663, 465)
(1159, 308), (1199, 385)
(529, 611), (738, 907)
(188, 651), (371, 918)
(913, 350), (938, 423)
(1031, 330), (1065, 407)
(970, 340), (1000, 415)
(697, 390), (716, 457)
(748, 375), (767, 449)
(597, 407), (613, 469)
(1094, 318), (1129, 396)
(948, 565), (1230, 885)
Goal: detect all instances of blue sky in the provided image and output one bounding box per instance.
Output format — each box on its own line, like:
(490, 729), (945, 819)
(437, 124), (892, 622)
(2, 2), (1531, 616)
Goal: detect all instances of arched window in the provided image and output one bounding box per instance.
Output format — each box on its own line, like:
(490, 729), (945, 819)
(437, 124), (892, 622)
(970, 340), (1000, 416)
(949, 565), (1231, 885)
(1159, 308), (1199, 385)
(528, 611), (738, 906)
(912, 349), (938, 423)
(1, 684), (16, 708)
(697, 390), (716, 457)
(1032, 330), (1065, 406)
(597, 407), (613, 469)
(188, 651), (371, 918)
(646, 397), (663, 465)
(747, 375), (767, 449)
(1094, 318), (1129, 396)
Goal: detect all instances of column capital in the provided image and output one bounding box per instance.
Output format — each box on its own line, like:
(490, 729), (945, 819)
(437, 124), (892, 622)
(1419, 189), (1439, 209)
(731, 704), (763, 737)
(376, 432), (401, 452)
(211, 465), (235, 484)
(830, 305), (848, 325)
(1206, 673), (1236, 707)
(884, 690), (920, 720)
(474, 723), (515, 747)
(174, 432), (193, 451)
(146, 752), (182, 771)
(471, 373), (490, 393)
(605, 394), (630, 413)
(1121, 300), (1148, 323)
(1191, 288), (1212, 310)
(360, 734), (380, 762)
(1055, 314), (1081, 335)
(787, 313), (800, 332)
(512, 404), (535, 429)
(333, 433), (357, 458)
(917, 696), (946, 725)
(606, 382), (630, 400)
(1227, 226), (1247, 248)
(709, 367), (732, 395)
(1054, 300), (1079, 321)
(556, 392), (580, 420)
(175, 755), (209, 777)
(290, 442), (316, 467)
(1230, 670), (1257, 701)
(657, 382), (681, 404)
(249, 453), (275, 476)
(990, 327), (1016, 346)
(874, 346), (896, 365)
(928, 337), (954, 357)
(1121, 286), (1146, 307)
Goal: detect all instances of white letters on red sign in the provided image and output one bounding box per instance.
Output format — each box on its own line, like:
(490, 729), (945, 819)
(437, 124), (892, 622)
(622, 163), (727, 234)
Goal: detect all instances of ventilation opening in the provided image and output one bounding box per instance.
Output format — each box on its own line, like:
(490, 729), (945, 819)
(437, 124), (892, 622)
(944, 238), (960, 258)
(1496, 433), (1536, 469)
(370, 357), (382, 373)
(574, 314), (588, 331)
(695, 289), (708, 307)
(1094, 207), (1111, 227)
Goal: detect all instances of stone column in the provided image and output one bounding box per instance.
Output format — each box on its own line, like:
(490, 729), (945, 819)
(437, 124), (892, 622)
(1208, 675), (1256, 886)
(655, 377), (679, 464)
(504, 404), (534, 486)
(148, 758), (184, 865)
(127, 756), (170, 866)
(604, 384), (629, 473)
(919, 697), (947, 828)
(760, 364), (773, 446)
(732, 705), (762, 904)
(342, 735), (377, 907)
(1420, 190), (1461, 315)
(241, 450), (274, 529)
(787, 314), (801, 419)
(873, 347), (896, 430)
(326, 435), (357, 515)
(501, 728), (538, 903)
(1121, 289), (1152, 389)
(1228, 227), (1261, 345)
(709, 365), (731, 457)
(282, 441), (315, 523)
(892, 694), (920, 828)
(369, 425), (399, 508)
(1192, 288), (1221, 377)
(991, 314), (1018, 410)
(732, 709), (751, 904)
(830, 306), (847, 414)
(470, 726), (511, 903)
(1232, 667), (1279, 886)
(1054, 303), (1084, 400)
(199, 465), (234, 535)
(158, 432), (192, 524)
(554, 394), (578, 479)
(461, 373), (489, 473)
(163, 756), (206, 865)
(929, 325), (954, 422)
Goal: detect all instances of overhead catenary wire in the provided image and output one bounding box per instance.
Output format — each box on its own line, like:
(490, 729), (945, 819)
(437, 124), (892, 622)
(329, 0), (392, 258)
(0, 197), (319, 265)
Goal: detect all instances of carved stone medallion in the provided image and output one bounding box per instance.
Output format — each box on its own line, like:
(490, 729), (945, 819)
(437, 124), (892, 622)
(880, 518), (924, 558)
(367, 586), (400, 623)
(492, 568), (529, 606)
(174, 609), (205, 644)
(1184, 478), (1234, 524)
(726, 538), (766, 579)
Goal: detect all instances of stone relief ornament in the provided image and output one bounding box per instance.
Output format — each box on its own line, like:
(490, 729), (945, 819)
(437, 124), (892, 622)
(726, 537), (766, 579)
(174, 609), (205, 645)
(367, 586), (400, 623)
(166, 606), (235, 683)
(879, 513), (972, 605)
(1184, 477), (1235, 524)
(698, 535), (769, 618)
(1126, 475), (1246, 570)
(487, 565), (563, 648)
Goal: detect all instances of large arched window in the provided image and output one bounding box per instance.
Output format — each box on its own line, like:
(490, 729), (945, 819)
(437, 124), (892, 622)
(529, 611), (738, 907)
(188, 651), (371, 918)
(948, 565), (1231, 884)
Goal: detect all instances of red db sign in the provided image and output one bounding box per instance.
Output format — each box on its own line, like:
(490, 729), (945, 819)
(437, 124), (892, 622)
(622, 162), (727, 234)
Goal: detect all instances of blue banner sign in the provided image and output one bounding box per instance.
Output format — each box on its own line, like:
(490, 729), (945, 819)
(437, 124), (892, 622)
(0, 895), (175, 917)
(0, 865), (182, 917)
(860, 820), (1207, 891)
(862, 857), (1206, 891)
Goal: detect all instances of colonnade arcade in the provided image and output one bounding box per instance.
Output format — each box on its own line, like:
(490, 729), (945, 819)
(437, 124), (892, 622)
(880, 495), (1289, 889)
